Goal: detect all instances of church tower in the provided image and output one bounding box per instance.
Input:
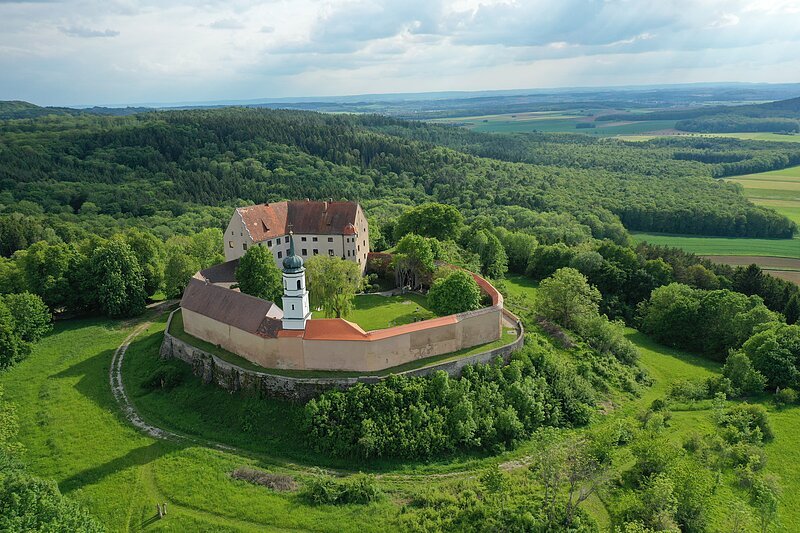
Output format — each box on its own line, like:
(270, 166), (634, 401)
(281, 232), (311, 330)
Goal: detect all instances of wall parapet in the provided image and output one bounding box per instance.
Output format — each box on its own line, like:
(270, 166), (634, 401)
(160, 308), (524, 402)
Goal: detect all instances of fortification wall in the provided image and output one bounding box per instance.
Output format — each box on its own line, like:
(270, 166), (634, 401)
(160, 309), (524, 401)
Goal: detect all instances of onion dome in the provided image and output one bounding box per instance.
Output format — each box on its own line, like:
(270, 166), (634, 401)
(282, 233), (304, 272)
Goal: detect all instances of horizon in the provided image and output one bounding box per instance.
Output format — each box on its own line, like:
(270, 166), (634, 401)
(3, 0), (800, 107)
(12, 80), (800, 110)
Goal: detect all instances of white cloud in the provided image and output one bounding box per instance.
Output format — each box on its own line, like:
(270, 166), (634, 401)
(0, 0), (798, 105)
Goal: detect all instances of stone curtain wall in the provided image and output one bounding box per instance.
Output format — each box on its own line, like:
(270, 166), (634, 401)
(161, 309), (524, 401)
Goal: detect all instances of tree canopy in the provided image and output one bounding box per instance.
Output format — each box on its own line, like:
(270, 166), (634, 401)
(235, 246), (283, 303)
(305, 256), (362, 318)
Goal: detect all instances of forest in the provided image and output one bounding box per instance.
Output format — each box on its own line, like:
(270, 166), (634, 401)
(0, 108), (797, 255)
(1, 105), (800, 531)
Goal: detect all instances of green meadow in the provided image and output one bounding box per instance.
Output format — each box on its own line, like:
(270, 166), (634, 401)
(727, 164), (800, 226)
(631, 232), (800, 259)
(1, 276), (797, 530)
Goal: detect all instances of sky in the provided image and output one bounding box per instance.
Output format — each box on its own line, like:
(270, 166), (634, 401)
(2, 0), (800, 106)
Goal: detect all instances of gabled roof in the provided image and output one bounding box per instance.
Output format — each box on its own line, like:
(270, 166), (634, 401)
(181, 278), (283, 335)
(236, 200), (359, 242)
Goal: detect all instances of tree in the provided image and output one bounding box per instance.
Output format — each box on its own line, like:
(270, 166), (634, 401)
(467, 230), (508, 279)
(122, 228), (165, 296)
(785, 294), (800, 325)
(235, 246), (283, 303)
(741, 323), (800, 390)
(0, 258), (24, 295)
(0, 299), (24, 370)
(305, 256), (362, 318)
(163, 253), (200, 299)
(495, 229), (537, 274)
(638, 283), (700, 349)
(537, 267), (601, 331)
(190, 228), (225, 269)
(89, 239), (147, 318)
(1, 293), (51, 343)
(427, 270), (482, 316)
(723, 351), (767, 396)
(394, 203), (463, 241)
(14, 241), (78, 310)
(393, 234), (435, 291)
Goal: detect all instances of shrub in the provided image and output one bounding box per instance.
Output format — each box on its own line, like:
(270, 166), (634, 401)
(723, 351), (766, 396)
(427, 270), (481, 316)
(775, 387), (797, 407)
(668, 380), (708, 403)
(142, 365), (184, 391)
(717, 403), (773, 445)
(230, 468), (297, 492)
(302, 472), (382, 505)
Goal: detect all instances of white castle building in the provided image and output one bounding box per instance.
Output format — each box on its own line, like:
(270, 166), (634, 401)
(224, 200), (369, 274)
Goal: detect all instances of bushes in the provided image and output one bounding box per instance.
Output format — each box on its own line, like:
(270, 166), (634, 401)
(427, 270), (481, 316)
(142, 364), (184, 391)
(723, 351), (766, 397)
(302, 473), (382, 505)
(304, 343), (595, 459)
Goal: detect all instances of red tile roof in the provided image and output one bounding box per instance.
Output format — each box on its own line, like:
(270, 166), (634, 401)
(237, 201), (359, 242)
(181, 278), (282, 335)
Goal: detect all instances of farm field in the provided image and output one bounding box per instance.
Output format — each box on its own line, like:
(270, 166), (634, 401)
(726, 165), (800, 226)
(431, 111), (677, 135)
(631, 232), (800, 259)
(616, 132), (800, 143)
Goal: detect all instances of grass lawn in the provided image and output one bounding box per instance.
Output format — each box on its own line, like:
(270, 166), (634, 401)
(345, 292), (434, 331)
(631, 232), (800, 259)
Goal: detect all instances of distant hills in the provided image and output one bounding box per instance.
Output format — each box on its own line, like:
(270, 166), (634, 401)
(0, 100), (150, 119)
(2, 83), (800, 123)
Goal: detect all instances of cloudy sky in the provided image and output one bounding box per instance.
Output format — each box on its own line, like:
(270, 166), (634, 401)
(2, 0), (800, 106)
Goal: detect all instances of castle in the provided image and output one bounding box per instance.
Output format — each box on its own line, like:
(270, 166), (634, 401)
(224, 200), (369, 274)
(179, 202), (507, 373)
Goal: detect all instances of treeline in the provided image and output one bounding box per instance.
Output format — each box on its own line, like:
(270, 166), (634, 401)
(676, 115), (800, 134)
(595, 96), (800, 122)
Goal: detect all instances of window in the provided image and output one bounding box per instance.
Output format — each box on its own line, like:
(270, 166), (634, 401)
(243, 243), (247, 250)
(312, 237), (318, 242)
(313, 249), (319, 255)
(346, 250), (350, 257)
(285, 236), (289, 243)
(296, 280), (301, 290)
(291, 304), (295, 310)
(230, 231), (234, 235)
(328, 249), (334, 256)
(302, 248), (307, 255)
(357, 245), (360, 251)
(327, 237), (334, 242)
(267, 240), (272, 247)
(301, 237), (307, 242)
(277, 251), (282, 258)
(228, 241), (233, 248)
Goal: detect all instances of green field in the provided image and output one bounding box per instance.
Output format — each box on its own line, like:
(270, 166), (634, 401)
(431, 111), (676, 136)
(632, 232), (800, 258)
(616, 132), (800, 143)
(726, 164), (800, 226)
(345, 293), (434, 331)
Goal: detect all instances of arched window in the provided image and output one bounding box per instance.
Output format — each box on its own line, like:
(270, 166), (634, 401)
(297, 279), (302, 290)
